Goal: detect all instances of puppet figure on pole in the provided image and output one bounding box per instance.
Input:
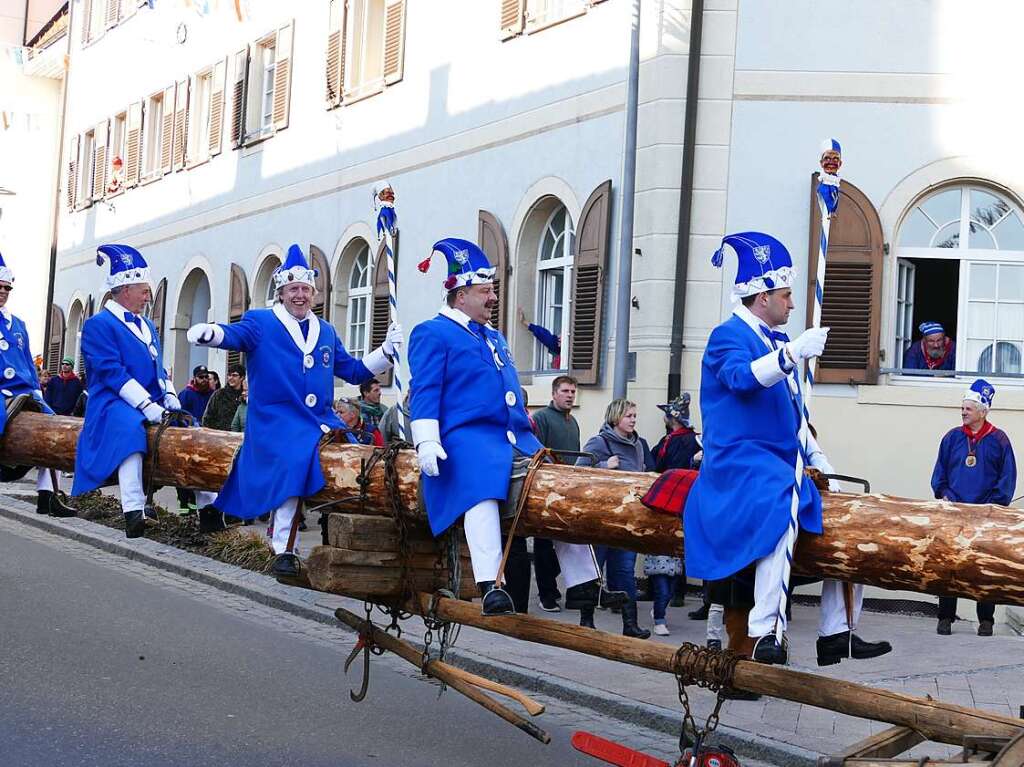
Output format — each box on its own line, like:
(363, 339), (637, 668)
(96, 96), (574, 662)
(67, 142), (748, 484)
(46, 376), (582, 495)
(374, 180), (407, 441)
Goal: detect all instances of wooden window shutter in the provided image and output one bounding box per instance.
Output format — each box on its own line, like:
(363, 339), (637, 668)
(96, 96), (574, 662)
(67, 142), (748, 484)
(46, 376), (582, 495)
(160, 83), (175, 174)
(500, 0), (525, 40)
(209, 57), (227, 157)
(105, 0), (119, 29)
(230, 48), (248, 148)
(326, 0), (347, 107)
(172, 78), (189, 171)
(370, 238), (395, 386)
(81, 0), (92, 43)
(91, 120), (109, 200)
(272, 21), (294, 131)
(227, 264), (249, 368)
(125, 101), (143, 187)
(805, 176), (884, 385)
(382, 0), (407, 85)
(150, 278), (167, 347)
(47, 305), (65, 373)
(66, 134), (78, 209)
(569, 179), (612, 385)
(478, 209), (509, 334)
(310, 245), (331, 320)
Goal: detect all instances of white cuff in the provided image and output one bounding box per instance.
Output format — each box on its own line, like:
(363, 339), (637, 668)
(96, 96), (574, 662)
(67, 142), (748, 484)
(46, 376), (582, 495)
(806, 433), (834, 474)
(410, 418), (440, 447)
(751, 349), (790, 388)
(119, 378), (153, 410)
(362, 346), (393, 376)
(162, 378), (176, 395)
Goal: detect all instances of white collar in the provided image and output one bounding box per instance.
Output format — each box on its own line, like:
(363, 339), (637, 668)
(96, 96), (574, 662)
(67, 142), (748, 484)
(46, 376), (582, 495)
(105, 298), (152, 345)
(735, 304), (784, 351)
(272, 303), (320, 355)
(0, 306), (10, 326)
(439, 305), (494, 335)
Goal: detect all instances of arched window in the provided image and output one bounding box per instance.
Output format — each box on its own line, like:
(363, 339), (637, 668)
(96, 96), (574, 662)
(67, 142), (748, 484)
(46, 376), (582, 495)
(346, 243), (371, 358)
(253, 252), (282, 308)
(534, 205), (574, 370)
(895, 184), (1024, 375)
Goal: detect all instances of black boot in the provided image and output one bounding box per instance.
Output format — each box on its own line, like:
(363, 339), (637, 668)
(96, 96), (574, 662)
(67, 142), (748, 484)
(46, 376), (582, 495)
(566, 580), (627, 610)
(621, 601), (650, 639)
(752, 634), (787, 665)
(688, 601), (710, 621)
(199, 505), (228, 533)
(124, 510), (146, 539)
(271, 553), (300, 579)
(36, 490), (50, 514)
(816, 631), (892, 666)
(45, 490), (77, 518)
(478, 581), (515, 616)
(579, 605), (596, 629)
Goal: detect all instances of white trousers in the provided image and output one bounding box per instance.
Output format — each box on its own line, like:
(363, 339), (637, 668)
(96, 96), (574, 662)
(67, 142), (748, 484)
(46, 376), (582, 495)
(271, 497), (300, 555)
(35, 467), (56, 492)
(748, 532), (864, 638)
(194, 490), (218, 509)
(117, 452), (146, 513)
(463, 499), (599, 587)
(706, 603), (725, 642)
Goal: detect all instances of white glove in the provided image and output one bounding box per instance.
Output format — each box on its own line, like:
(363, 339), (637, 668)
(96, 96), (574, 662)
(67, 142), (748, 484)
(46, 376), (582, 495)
(382, 322), (404, 357)
(163, 393), (182, 411)
(827, 479), (841, 493)
(785, 327), (829, 363)
(416, 440), (447, 477)
(187, 323), (219, 345)
(142, 401), (167, 424)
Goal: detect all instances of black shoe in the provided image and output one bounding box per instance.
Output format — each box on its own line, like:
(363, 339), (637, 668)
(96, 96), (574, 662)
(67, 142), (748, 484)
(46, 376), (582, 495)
(816, 631), (892, 666)
(579, 605), (595, 629)
(143, 503), (158, 525)
(621, 601), (650, 639)
(595, 585), (629, 610)
(124, 510), (146, 539)
(271, 553), (300, 579)
(36, 490), (50, 514)
(46, 490), (77, 518)
(538, 596), (561, 613)
(937, 618), (953, 635)
(752, 634), (787, 665)
(477, 581), (515, 616)
(707, 639), (722, 651)
(199, 505), (228, 533)
(688, 603), (710, 621)
(669, 593), (686, 608)
(978, 620), (994, 637)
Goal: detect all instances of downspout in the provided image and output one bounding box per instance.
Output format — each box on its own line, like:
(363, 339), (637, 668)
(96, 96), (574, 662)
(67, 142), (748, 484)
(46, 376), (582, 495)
(43, 2), (72, 363)
(22, 0), (29, 44)
(666, 0), (703, 401)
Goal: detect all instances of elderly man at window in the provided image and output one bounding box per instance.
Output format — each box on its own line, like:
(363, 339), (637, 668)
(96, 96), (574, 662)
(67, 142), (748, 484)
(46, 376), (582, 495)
(903, 321), (955, 372)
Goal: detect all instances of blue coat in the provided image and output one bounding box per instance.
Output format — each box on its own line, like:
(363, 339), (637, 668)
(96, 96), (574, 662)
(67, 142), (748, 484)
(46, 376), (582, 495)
(931, 426), (1016, 506)
(409, 309), (541, 536)
(211, 306), (374, 519)
(44, 374), (84, 415)
(73, 304), (171, 495)
(684, 311), (822, 580)
(0, 311), (52, 435)
(903, 340), (955, 371)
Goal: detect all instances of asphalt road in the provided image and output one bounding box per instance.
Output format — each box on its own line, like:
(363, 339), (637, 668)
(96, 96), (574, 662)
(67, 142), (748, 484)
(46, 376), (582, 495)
(0, 521), (596, 767)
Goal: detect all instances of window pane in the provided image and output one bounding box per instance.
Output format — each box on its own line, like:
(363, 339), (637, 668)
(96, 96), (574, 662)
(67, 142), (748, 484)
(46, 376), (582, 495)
(997, 303), (1024, 340)
(931, 221), (960, 249)
(969, 188), (1010, 228)
(967, 221), (996, 249)
(998, 264), (1024, 301)
(993, 212), (1024, 250)
(969, 262), (997, 298)
(979, 341), (1022, 374)
(920, 187), (961, 227)
(967, 301), (995, 338)
(968, 339), (994, 372)
(898, 208), (936, 247)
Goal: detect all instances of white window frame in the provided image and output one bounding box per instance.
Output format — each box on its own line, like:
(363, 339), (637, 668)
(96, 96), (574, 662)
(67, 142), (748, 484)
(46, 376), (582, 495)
(346, 244), (372, 359)
(344, 0), (386, 101)
(77, 130), (95, 207)
(108, 111), (127, 195)
(534, 205), (574, 370)
(525, 0), (587, 32)
(244, 35), (277, 141)
(83, 0), (106, 44)
(187, 68), (214, 167)
(141, 90), (164, 180)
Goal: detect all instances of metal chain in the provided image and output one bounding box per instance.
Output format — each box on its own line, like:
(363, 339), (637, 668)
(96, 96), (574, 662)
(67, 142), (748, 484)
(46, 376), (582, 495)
(671, 642), (742, 757)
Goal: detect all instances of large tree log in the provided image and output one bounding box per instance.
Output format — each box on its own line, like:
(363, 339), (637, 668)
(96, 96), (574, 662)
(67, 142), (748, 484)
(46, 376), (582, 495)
(3, 413), (1023, 606)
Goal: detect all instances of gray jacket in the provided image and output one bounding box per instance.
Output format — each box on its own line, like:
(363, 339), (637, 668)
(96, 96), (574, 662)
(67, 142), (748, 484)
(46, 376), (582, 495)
(576, 423), (655, 472)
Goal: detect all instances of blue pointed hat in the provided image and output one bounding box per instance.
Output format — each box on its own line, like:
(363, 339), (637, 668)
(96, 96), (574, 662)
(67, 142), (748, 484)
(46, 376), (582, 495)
(418, 238), (495, 291)
(711, 231), (795, 300)
(0, 251), (13, 285)
(964, 378), (995, 409)
(272, 244), (317, 292)
(96, 244), (151, 289)
(820, 138), (842, 157)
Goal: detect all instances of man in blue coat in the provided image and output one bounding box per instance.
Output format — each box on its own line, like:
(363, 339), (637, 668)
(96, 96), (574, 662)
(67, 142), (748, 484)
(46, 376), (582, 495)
(931, 379), (1016, 637)
(72, 245), (182, 538)
(187, 244), (401, 578)
(409, 238), (617, 616)
(685, 232), (891, 665)
(0, 252), (75, 517)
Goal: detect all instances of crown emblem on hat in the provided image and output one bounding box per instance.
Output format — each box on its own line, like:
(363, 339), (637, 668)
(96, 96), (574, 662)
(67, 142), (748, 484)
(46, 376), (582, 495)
(454, 249), (469, 265)
(983, 386), (993, 397)
(120, 253), (134, 268)
(753, 245), (770, 264)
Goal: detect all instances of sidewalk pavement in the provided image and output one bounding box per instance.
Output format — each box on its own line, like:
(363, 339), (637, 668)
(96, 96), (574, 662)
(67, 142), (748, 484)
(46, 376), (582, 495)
(4, 484), (1023, 766)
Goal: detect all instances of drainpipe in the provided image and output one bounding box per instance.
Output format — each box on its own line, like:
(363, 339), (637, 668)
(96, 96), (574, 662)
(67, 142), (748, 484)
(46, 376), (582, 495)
(666, 0), (704, 401)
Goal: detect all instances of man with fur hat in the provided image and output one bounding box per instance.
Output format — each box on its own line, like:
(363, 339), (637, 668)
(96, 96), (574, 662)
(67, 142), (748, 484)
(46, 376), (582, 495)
(685, 231), (891, 666)
(931, 379), (1016, 637)
(72, 245), (183, 537)
(187, 244), (402, 578)
(408, 238), (623, 616)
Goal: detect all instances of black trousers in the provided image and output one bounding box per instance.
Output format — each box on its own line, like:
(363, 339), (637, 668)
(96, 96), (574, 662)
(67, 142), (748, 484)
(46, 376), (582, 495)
(938, 597), (995, 622)
(502, 535), (532, 614)
(176, 488), (194, 509)
(533, 537), (562, 601)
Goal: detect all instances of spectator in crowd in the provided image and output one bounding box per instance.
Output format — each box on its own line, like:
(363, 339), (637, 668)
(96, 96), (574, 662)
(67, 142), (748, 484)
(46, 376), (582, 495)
(577, 398), (655, 638)
(175, 365), (215, 514)
(903, 321), (955, 372)
(203, 364), (246, 431)
(71, 372), (88, 417)
(44, 357), (84, 416)
(230, 377), (248, 432)
(209, 370), (221, 390)
(518, 307), (561, 369)
(334, 398), (384, 446)
(358, 378), (386, 432)
(379, 390), (411, 445)
(38, 368), (51, 395)
(931, 379), (1016, 637)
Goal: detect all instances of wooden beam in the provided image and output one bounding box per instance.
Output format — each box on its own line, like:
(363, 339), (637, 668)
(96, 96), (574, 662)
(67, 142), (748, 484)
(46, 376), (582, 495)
(836, 725), (925, 759)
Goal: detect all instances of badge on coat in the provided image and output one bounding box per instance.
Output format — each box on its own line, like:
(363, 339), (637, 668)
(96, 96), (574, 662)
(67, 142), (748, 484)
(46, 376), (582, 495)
(0, 340), (8, 351)
(319, 345), (332, 368)
(303, 354), (314, 370)
(13, 332), (24, 351)
(148, 344), (158, 359)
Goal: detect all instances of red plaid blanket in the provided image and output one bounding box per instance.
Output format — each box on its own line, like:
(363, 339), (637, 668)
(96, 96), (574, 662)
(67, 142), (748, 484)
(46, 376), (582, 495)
(640, 468), (698, 516)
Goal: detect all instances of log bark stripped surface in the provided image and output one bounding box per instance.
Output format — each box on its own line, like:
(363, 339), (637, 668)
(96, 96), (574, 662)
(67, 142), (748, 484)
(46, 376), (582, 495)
(3, 413), (1023, 606)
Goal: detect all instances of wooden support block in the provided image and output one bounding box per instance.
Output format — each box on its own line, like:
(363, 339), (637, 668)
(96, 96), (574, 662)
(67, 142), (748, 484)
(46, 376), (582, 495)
(327, 513), (469, 558)
(835, 725), (925, 759)
(306, 546), (476, 600)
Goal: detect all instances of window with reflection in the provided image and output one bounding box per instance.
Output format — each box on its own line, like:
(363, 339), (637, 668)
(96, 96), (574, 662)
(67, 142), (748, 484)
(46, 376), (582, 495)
(534, 206), (574, 370)
(346, 243), (371, 358)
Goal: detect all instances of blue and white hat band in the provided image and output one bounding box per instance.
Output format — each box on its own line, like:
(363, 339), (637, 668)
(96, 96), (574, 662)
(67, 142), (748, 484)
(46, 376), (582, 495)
(272, 244), (317, 291)
(919, 321), (944, 337)
(712, 231), (796, 300)
(820, 138), (842, 157)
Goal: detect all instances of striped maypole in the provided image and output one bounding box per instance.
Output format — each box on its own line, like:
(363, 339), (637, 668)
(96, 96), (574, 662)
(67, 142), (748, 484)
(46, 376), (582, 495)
(373, 181), (407, 441)
(773, 139), (843, 642)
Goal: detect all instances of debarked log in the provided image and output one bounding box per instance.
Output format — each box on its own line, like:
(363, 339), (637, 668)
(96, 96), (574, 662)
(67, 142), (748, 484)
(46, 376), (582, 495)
(3, 413), (1023, 606)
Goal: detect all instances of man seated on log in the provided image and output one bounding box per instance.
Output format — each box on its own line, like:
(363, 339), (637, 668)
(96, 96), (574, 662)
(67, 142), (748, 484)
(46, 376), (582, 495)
(0, 251), (75, 518)
(931, 379), (1016, 637)
(684, 231), (892, 666)
(186, 244), (402, 579)
(408, 238), (625, 617)
(72, 245), (183, 538)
